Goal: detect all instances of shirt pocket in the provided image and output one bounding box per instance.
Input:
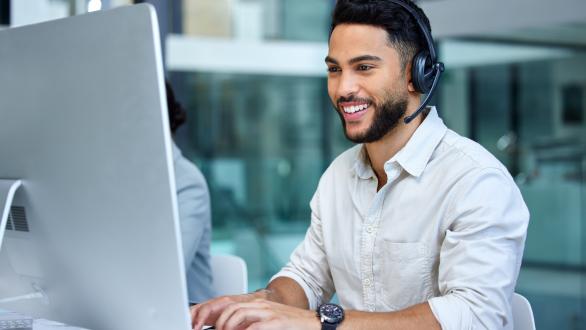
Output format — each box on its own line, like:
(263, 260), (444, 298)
(379, 241), (433, 311)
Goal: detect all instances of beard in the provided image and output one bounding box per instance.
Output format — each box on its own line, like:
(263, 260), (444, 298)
(335, 91), (408, 143)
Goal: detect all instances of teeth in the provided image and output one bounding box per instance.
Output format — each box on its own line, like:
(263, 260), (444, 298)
(343, 104), (368, 113)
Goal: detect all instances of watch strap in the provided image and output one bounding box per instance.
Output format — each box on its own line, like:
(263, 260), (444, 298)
(321, 322), (338, 330)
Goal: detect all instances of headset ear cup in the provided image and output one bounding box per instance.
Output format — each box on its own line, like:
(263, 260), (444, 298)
(411, 51), (434, 94)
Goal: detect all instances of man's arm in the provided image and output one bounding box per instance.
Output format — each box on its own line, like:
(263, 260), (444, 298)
(264, 276), (310, 309)
(261, 278), (440, 329)
(203, 273), (441, 330)
(428, 167), (529, 329)
(204, 298), (441, 330)
(340, 303), (440, 330)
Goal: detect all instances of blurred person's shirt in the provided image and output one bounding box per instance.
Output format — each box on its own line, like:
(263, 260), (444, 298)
(172, 142), (215, 303)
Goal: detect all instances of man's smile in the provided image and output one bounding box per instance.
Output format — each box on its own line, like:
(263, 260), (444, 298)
(339, 101), (371, 121)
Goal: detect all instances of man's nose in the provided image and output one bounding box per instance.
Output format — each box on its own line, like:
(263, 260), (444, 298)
(337, 73), (359, 98)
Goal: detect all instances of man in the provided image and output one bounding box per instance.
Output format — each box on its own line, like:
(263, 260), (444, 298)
(191, 0), (529, 329)
(166, 81), (215, 303)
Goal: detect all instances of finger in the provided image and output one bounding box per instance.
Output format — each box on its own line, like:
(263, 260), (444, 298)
(224, 308), (274, 330)
(214, 302), (241, 330)
(193, 302), (222, 329)
(192, 297), (235, 329)
(192, 304), (210, 330)
(190, 305), (201, 326)
(191, 304), (200, 328)
(194, 295), (261, 330)
(216, 302), (269, 330)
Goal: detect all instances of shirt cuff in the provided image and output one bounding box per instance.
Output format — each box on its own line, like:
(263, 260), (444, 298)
(270, 270), (320, 310)
(428, 295), (472, 330)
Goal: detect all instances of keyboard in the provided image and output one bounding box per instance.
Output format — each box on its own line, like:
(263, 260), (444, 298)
(0, 318), (33, 330)
(0, 311), (33, 330)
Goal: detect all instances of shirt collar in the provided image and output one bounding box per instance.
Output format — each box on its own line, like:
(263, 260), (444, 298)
(394, 106), (447, 177)
(353, 147), (375, 180)
(353, 106), (447, 179)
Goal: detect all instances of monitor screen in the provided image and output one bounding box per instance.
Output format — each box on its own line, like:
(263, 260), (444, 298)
(0, 5), (192, 330)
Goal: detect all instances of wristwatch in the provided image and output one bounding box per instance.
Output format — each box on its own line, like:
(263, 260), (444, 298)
(317, 303), (345, 330)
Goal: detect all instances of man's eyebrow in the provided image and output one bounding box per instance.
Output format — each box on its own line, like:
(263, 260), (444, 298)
(349, 55), (382, 65)
(325, 55), (383, 65)
(325, 56), (339, 65)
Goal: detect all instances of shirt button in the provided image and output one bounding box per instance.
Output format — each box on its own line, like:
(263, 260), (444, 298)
(363, 278), (372, 286)
(366, 225), (374, 234)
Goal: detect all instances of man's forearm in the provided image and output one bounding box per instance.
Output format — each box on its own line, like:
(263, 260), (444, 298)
(256, 276), (309, 309)
(254, 278), (440, 329)
(340, 302), (441, 330)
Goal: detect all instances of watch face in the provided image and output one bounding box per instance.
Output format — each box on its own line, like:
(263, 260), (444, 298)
(319, 303), (345, 324)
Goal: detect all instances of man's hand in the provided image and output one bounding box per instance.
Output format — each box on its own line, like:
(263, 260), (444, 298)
(213, 299), (319, 330)
(191, 293), (259, 329)
(191, 278), (312, 329)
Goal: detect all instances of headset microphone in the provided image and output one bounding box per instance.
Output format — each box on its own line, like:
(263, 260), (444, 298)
(403, 62), (444, 124)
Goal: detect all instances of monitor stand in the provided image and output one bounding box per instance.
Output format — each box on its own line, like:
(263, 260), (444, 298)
(0, 180), (22, 252)
(0, 179), (48, 306)
(0, 179), (45, 304)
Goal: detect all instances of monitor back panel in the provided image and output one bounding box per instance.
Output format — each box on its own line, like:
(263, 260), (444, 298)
(0, 5), (190, 330)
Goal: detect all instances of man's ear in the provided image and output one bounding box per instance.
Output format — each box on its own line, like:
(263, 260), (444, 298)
(405, 62), (417, 93)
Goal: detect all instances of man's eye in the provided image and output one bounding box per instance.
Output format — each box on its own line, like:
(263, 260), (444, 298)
(358, 65), (371, 71)
(327, 66), (340, 73)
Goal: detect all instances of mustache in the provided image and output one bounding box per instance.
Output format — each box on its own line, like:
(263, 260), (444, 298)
(336, 96), (373, 108)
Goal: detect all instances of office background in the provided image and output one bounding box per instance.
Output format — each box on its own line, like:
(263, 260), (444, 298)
(2, 0), (585, 328)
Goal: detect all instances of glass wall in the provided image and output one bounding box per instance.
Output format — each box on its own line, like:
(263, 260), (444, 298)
(440, 40), (586, 328)
(170, 72), (337, 288)
(179, 0), (333, 42)
(168, 0), (339, 290)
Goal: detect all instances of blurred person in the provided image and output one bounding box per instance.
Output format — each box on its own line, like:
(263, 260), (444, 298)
(166, 81), (215, 304)
(190, 0), (529, 329)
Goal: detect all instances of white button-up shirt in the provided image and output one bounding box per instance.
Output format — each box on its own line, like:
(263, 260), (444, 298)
(272, 107), (529, 329)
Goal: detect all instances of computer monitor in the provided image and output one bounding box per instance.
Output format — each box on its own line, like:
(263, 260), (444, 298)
(0, 4), (193, 330)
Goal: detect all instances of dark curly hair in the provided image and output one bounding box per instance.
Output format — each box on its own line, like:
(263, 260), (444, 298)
(165, 80), (187, 134)
(330, 0), (431, 73)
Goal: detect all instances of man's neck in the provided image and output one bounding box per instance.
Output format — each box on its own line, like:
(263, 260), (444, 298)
(365, 105), (425, 190)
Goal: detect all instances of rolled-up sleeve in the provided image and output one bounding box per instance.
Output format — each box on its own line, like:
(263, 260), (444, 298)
(270, 188), (335, 310)
(428, 167), (529, 329)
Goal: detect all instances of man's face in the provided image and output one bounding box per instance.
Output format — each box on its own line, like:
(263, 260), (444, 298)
(326, 24), (410, 143)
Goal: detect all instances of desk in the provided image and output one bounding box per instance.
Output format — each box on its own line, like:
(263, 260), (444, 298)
(0, 310), (87, 330)
(0, 310), (214, 330)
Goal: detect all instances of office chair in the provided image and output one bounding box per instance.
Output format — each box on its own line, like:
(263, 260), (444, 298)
(512, 292), (536, 330)
(211, 254), (248, 296)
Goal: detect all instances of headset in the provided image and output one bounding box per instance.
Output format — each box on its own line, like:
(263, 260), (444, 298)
(387, 0), (445, 124)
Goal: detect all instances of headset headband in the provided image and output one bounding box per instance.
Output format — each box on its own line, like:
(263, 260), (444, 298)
(386, 0), (436, 62)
